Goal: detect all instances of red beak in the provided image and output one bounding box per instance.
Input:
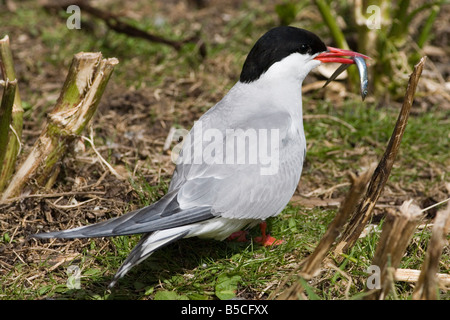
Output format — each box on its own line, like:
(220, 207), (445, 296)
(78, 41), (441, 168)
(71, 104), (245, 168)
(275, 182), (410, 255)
(314, 46), (370, 64)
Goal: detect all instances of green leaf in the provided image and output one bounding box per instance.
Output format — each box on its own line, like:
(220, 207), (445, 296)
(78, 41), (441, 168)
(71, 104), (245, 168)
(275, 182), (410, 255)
(144, 286), (154, 296)
(288, 217), (298, 232)
(187, 293), (209, 300)
(38, 285), (52, 296)
(83, 268), (102, 277)
(299, 278), (321, 300)
(215, 273), (241, 300)
(154, 290), (189, 300)
(2, 232), (10, 243)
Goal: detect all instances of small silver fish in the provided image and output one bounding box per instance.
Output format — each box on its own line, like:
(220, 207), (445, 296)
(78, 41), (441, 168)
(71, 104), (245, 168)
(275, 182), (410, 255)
(323, 56), (369, 101)
(353, 56), (369, 101)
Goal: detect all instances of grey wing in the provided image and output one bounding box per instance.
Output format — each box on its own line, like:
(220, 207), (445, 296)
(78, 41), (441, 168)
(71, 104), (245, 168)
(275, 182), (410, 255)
(33, 189), (214, 239)
(170, 110), (305, 220)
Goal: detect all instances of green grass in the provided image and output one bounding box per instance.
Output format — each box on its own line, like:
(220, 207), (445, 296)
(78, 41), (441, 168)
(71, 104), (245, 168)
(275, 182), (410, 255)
(8, 203), (446, 300)
(3, 205), (335, 300)
(303, 99), (449, 188)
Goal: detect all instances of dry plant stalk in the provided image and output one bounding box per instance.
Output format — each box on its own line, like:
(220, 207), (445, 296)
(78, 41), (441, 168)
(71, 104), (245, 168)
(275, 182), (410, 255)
(275, 166), (374, 300)
(334, 56), (427, 257)
(301, 166), (374, 278)
(0, 35), (23, 192)
(395, 269), (450, 286)
(0, 79), (17, 170)
(277, 57), (427, 300)
(412, 203), (450, 300)
(1, 52), (118, 200)
(364, 200), (423, 300)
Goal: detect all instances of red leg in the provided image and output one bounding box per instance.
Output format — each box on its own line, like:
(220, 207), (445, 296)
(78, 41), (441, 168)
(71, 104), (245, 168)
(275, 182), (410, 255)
(254, 221), (283, 246)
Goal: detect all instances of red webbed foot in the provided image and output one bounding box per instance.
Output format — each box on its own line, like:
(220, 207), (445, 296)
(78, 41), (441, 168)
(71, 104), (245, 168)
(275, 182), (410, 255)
(253, 221), (284, 247)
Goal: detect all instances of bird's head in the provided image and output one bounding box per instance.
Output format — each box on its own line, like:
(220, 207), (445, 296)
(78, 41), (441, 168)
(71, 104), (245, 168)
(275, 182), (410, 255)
(239, 26), (369, 85)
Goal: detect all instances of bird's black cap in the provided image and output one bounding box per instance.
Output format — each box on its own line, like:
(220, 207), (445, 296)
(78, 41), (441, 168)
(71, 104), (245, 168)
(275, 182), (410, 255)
(240, 26), (327, 83)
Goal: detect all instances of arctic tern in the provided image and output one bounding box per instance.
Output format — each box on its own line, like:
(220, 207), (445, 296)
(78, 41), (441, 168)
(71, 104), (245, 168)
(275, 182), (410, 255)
(33, 26), (369, 288)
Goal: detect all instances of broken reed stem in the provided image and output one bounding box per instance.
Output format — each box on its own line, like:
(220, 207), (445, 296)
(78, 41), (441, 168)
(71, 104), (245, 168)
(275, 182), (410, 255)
(275, 166), (374, 300)
(334, 56), (427, 258)
(0, 52), (118, 200)
(364, 200), (424, 300)
(0, 35), (24, 193)
(301, 166), (375, 278)
(412, 203), (450, 300)
(0, 79), (17, 172)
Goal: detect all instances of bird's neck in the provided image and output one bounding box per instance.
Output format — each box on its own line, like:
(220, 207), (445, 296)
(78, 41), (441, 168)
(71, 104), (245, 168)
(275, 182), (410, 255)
(236, 77), (304, 120)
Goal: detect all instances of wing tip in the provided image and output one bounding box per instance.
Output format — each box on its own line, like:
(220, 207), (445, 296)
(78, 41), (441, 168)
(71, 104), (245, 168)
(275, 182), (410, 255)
(31, 226), (91, 239)
(31, 231), (61, 239)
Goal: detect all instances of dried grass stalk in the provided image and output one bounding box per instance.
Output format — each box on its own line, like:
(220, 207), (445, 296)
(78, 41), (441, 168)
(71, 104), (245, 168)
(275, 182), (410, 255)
(364, 200), (423, 300)
(412, 203), (450, 300)
(1, 52), (118, 200)
(0, 79), (17, 171)
(334, 56), (427, 257)
(395, 268), (450, 286)
(275, 166), (374, 300)
(0, 35), (23, 193)
(302, 166), (375, 278)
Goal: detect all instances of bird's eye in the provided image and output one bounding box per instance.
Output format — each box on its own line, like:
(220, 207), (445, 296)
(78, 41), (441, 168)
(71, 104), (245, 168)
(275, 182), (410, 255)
(297, 44), (311, 54)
